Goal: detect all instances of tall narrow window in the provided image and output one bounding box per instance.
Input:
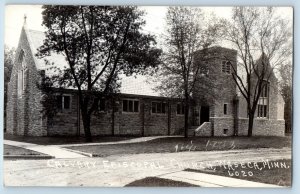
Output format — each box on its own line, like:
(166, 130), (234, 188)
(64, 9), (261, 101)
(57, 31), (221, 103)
(177, 103), (185, 115)
(257, 81), (269, 118)
(17, 50), (26, 97)
(224, 104), (228, 115)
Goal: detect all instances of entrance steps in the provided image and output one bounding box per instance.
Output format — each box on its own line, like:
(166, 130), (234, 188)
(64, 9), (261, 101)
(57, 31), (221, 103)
(188, 122), (212, 137)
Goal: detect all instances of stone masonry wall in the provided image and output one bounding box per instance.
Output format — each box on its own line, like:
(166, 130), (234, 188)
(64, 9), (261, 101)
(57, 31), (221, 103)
(237, 118), (285, 136)
(6, 27), (47, 136)
(48, 94), (186, 137)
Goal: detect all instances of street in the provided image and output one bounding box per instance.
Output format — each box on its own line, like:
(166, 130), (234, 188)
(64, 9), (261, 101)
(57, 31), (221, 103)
(4, 147), (291, 187)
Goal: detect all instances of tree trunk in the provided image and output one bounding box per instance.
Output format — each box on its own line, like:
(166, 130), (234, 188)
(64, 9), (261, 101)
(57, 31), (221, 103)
(184, 95), (189, 138)
(81, 111), (92, 142)
(248, 111), (254, 137)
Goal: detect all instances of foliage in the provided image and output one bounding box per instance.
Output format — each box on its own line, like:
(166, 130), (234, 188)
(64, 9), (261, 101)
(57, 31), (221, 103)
(4, 45), (15, 131)
(219, 7), (292, 136)
(154, 7), (219, 137)
(279, 62), (292, 132)
(37, 5), (162, 141)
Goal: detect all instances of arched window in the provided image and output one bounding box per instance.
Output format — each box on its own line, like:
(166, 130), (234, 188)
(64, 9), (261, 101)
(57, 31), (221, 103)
(17, 50), (27, 98)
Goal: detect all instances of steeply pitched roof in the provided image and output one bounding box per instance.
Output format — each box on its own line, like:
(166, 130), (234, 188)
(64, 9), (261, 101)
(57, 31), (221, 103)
(24, 28), (160, 96)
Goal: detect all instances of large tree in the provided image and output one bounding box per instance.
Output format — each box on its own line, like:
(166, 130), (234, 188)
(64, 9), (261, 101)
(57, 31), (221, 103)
(37, 5), (161, 141)
(279, 61), (292, 133)
(4, 45), (15, 132)
(220, 7), (292, 136)
(155, 7), (218, 138)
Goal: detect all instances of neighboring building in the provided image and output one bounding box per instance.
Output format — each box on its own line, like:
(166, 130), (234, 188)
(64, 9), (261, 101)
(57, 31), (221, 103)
(6, 23), (285, 137)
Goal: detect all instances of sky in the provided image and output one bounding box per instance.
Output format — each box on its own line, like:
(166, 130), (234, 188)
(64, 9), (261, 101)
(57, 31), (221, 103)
(4, 5), (293, 53)
(4, 5), (223, 48)
(4, 5), (245, 48)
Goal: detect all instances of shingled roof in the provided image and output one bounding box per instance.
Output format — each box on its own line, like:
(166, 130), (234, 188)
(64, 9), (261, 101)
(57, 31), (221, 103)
(24, 27), (160, 96)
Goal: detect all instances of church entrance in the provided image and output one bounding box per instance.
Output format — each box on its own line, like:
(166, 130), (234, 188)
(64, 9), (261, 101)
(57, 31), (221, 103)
(200, 106), (210, 125)
(193, 106), (210, 126)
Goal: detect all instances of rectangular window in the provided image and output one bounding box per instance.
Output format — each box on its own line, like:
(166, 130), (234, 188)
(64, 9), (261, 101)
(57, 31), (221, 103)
(152, 101), (167, 114)
(56, 95), (71, 111)
(177, 103), (185, 115)
(63, 96), (70, 109)
(123, 99), (139, 113)
(123, 100), (128, 112)
(257, 105), (268, 118)
(129, 100), (133, 112)
(152, 102), (157, 113)
(224, 104), (228, 115)
(134, 101), (139, 112)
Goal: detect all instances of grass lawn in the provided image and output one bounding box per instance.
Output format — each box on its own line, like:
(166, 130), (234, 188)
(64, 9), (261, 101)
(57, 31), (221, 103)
(185, 159), (291, 186)
(125, 177), (199, 187)
(66, 136), (291, 157)
(4, 144), (46, 156)
(4, 134), (134, 145)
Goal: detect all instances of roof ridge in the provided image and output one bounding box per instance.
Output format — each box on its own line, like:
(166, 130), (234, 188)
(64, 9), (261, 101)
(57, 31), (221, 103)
(27, 29), (44, 33)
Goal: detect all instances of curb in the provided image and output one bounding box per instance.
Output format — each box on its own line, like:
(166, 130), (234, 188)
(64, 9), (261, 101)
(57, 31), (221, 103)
(60, 147), (93, 157)
(4, 155), (54, 160)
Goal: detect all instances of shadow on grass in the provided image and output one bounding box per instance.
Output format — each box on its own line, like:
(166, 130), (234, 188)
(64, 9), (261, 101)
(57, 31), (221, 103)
(125, 177), (199, 187)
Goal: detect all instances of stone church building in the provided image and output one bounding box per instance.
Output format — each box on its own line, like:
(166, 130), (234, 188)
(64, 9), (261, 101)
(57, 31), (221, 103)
(6, 23), (285, 137)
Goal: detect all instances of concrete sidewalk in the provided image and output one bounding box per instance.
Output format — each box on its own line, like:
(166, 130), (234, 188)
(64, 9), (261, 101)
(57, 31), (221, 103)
(158, 171), (283, 187)
(4, 140), (87, 159)
(59, 135), (182, 147)
(3, 136), (181, 158)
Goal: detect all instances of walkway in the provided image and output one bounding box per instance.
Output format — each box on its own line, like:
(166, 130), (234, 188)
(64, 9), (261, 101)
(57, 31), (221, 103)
(158, 171), (282, 187)
(59, 135), (182, 147)
(4, 140), (87, 158)
(3, 136), (181, 158)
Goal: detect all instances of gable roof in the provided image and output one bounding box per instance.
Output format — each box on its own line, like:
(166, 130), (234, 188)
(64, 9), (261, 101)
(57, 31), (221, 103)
(23, 27), (160, 96)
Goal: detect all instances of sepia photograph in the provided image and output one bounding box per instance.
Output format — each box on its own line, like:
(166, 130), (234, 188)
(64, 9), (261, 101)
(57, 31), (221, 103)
(3, 5), (293, 187)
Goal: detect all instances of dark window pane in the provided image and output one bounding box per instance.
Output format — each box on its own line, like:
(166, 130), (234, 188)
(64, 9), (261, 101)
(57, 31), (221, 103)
(134, 101), (139, 112)
(264, 105), (267, 117)
(162, 103), (166, 114)
(64, 96), (70, 109)
(177, 104), (180, 114)
(182, 104), (185, 115)
(57, 96), (62, 110)
(224, 104), (227, 115)
(123, 100), (128, 112)
(129, 100), (133, 112)
(152, 102), (156, 113)
(157, 102), (162, 113)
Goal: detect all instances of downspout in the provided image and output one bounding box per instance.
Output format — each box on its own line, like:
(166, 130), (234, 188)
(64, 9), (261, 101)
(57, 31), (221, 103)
(233, 95), (239, 136)
(111, 97), (115, 136)
(77, 94), (80, 136)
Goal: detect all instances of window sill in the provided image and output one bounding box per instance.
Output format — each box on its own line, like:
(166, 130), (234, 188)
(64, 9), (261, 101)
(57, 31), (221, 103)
(122, 111), (140, 114)
(151, 113), (167, 116)
(256, 117), (269, 120)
